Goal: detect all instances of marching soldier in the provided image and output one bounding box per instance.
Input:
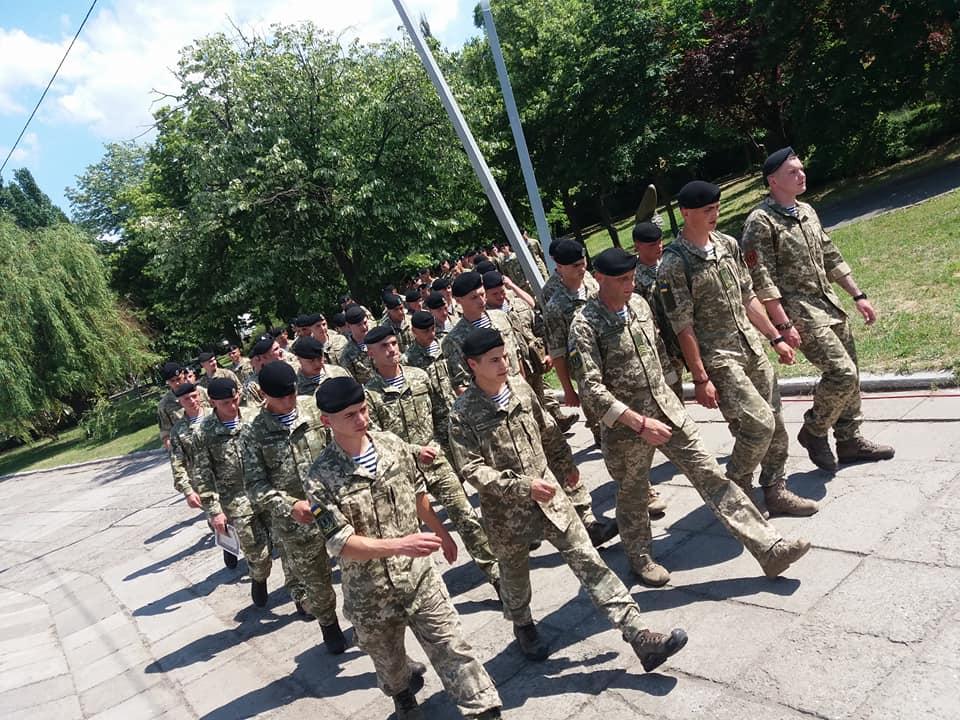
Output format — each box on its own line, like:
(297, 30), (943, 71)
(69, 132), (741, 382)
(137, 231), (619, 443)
(291, 336), (350, 397)
(339, 305), (376, 384)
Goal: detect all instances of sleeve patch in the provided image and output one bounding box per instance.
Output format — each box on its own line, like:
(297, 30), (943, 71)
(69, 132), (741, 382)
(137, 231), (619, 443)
(657, 282), (677, 312)
(312, 504), (341, 539)
(745, 249), (759, 268)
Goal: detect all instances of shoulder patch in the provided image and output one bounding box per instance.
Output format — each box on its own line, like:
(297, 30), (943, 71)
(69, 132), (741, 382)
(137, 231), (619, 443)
(312, 504), (341, 539)
(745, 249), (759, 268)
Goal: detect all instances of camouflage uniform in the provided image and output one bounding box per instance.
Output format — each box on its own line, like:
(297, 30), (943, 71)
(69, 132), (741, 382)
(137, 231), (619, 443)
(229, 358), (255, 385)
(243, 372), (265, 407)
(296, 364), (350, 398)
(241, 395), (338, 624)
(158, 386), (210, 445)
(193, 408), (273, 581)
(198, 366), (240, 391)
(539, 271), (565, 306)
(304, 431), (501, 716)
(169, 410), (210, 497)
(339, 337), (375, 385)
(570, 294), (784, 575)
(448, 378), (650, 644)
(279, 348), (301, 374)
(634, 261), (684, 399)
(364, 367), (499, 584)
(658, 231), (788, 489)
(441, 310), (523, 392)
(324, 332), (349, 366)
(381, 316), (414, 354)
(742, 198), (863, 441)
(401, 341), (457, 447)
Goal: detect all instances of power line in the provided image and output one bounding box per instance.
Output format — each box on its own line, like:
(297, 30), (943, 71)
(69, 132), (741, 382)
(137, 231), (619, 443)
(0, 0), (99, 177)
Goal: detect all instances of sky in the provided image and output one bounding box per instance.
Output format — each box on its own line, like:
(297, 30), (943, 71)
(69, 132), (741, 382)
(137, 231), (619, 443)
(0, 0), (482, 216)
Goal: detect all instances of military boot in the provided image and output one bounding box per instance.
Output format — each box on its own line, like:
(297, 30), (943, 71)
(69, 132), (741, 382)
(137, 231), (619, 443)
(761, 538), (811, 578)
(556, 412), (578, 433)
(320, 620), (347, 654)
(763, 479), (818, 517)
(407, 660), (426, 694)
(470, 709), (502, 720)
(222, 550), (238, 569)
(631, 628), (688, 672)
(586, 518), (619, 547)
(250, 579), (268, 607)
(514, 622), (550, 661)
(648, 487), (667, 518)
(636, 558), (670, 588)
(294, 600), (315, 620)
(392, 689), (424, 720)
(591, 427), (602, 448)
(797, 426), (837, 471)
(836, 436), (895, 464)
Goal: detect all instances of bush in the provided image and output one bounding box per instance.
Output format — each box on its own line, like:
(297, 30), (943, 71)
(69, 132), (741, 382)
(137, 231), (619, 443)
(80, 391), (160, 443)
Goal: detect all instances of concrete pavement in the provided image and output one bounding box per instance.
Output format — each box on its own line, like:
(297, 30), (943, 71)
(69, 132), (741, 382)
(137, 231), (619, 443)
(1, 390), (959, 719)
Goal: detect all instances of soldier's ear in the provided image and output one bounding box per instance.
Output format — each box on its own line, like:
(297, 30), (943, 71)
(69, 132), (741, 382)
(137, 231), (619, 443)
(320, 414), (332, 428)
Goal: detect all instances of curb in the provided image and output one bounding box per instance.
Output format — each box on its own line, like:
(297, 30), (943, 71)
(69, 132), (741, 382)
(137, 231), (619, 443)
(0, 447), (166, 482)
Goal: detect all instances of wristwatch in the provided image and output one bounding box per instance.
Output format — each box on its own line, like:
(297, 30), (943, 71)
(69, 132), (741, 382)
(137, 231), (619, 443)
(852, 292), (868, 301)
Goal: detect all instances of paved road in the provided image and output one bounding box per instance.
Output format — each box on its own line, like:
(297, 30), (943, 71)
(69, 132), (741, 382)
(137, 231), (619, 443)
(2, 391), (959, 720)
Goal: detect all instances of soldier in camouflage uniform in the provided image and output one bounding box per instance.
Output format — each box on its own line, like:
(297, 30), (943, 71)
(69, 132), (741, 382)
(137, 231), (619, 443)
(305, 377), (503, 720)
(291, 336), (350, 397)
(300, 312), (347, 366)
(403, 311), (457, 443)
(243, 337), (285, 406)
(381, 294), (414, 353)
(431, 277), (461, 326)
(339, 305), (376, 385)
(193, 377), (276, 606)
(742, 147), (894, 470)
(425, 291), (455, 337)
(448, 328), (688, 670)
(158, 362), (210, 450)
(227, 343), (255, 385)
(570, 247), (811, 587)
(363, 325), (500, 591)
(658, 181), (818, 517)
(241, 361), (347, 653)
(197, 352), (240, 391)
(168, 382), (210, 506)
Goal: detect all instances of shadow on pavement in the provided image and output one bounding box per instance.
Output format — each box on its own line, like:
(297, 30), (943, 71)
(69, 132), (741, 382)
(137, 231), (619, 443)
(124, 534), (214, 581)
(134, 565), (242, 616)
(91, 452), (167, 485)
(143, 511), (207, 545)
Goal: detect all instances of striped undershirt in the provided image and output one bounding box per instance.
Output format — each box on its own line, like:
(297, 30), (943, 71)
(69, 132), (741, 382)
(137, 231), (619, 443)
(221, 417), (239, 431)
(383, 373), (405, 390)
(784, 205), (799, 217)
(187, 414), (203, 427)
(358, 343), (367, 352)
(490, 384), (511, 410)
(427, 339), (440, 355)
(272, 409), (298, 429)
(308, 370), (326, 384)
(353, 444), (378, 474)
(576, 286), (587, 300)
(471, 314), (492, 329)
(616, 307), (628, 322)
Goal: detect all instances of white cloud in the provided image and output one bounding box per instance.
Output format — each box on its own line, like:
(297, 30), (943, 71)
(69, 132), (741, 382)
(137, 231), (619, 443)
(0, 131), (39, 165)
(0, 0), (465, 140)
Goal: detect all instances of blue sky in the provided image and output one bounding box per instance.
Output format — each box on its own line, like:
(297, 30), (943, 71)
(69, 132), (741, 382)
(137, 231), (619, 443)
(0, 0), (482, 216)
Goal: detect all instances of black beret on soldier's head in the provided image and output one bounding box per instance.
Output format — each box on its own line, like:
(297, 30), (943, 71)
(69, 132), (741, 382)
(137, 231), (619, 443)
(452, 271), (483, 298)
(173, 382), (197, 398)
(268, 326), (284, 338)
(432, 277), (451, 291)
(425, 291), (446, 310)
(474, 259), (497, 275)
(482, 271), (504, 290)
(316, 376), (365, 414)
(404, 288), (421, 303)
(291, 315), (306, 328)
(462, 327), (505, 358)
(548, 239), (562, 259)
(676, 180), (721, 209)
(161, 361), (183, 381)
(258, 361), (297, 398)
(301, 312), (323, 326)
(383, 293), (402, 310)
(632, 222), (663, 244)
(207, 377), (237, 400)
(249, 337), (274, 358)
(197, 351), (215, 363)
(364, 324), (395, 346)
(331, 312), (346, 328)
(227, 343), (240, 352)
(763, 146), (796, 181)
(337, 293), (352, 305)
(344, 305), (366, 325)
(553, 239), (586, 266)
(594, 247), (639, 276)
(292, 336), (325, 359)
(411, 310), (435, 330)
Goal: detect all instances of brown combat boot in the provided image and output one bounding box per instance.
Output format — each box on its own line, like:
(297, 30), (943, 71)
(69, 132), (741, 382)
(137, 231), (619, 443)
(648, 486), (667, 517)
(797, 426), (837, 471)
(763, 479), (819, 517)
(631, 628), (688, 672)
(636, 559), (670, 588)
(836, 436), (895, 464)
(761, 538), (812, 578)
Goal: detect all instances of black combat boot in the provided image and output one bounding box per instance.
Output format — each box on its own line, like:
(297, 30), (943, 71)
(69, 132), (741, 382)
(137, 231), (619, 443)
(631, 628), (688, 672)
(222, 550), (238, 569)
(250, 579), (268, 607)
(393, 689), (424, 720)
(514, 622), (549, 661)
(320, 620), (347, 654)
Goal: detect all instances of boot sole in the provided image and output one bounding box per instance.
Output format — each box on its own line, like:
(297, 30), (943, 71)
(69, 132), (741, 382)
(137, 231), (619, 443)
(640, 629), (688, 672)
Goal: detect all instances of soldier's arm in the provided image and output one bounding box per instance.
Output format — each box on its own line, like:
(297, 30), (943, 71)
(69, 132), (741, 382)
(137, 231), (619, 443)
(442, 338), (469, 394)
(302, 470), (356, 558)
(570, 315), (627, 427)
(363, 389), (386, 431)
(448, 411), (529, 498)
(191, 435), (224, 516)
(240, 431), (298, 520)
(525, 379), (576, 480)
(817, 217), (853, 282)
(168, 432), (195, 496)
(158, 404), (173, 447)
(657, 259), (708, 383)
(426, 379), (450, 447)
(544, 301), (578, 401)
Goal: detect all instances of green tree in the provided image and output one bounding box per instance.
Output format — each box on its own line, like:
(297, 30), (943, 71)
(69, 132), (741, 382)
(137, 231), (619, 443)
(0, 168), (68, 230)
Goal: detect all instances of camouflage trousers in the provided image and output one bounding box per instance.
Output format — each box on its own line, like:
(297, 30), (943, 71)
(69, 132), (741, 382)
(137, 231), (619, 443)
(799, 319), (863, 441)
(602, 414), (782, 576)
(422, 456), (500, 584)
(495, 494), (646, 643)
(354, 570), (501, 715)
(708, 351), (787, 488)
(272, 517), (338, 625)
(527, 367), (569, 426)
(231, 510), (273, 582)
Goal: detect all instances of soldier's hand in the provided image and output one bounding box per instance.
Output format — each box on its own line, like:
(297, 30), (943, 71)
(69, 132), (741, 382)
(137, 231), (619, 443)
(856, 298), (877, 325)
(773, 341), (795, 365)
(163, 436), (172, 451)
(784, 326), (802, 348)
(290, 500), (314, 524)
(185, 492), (202, 509)
(530, 478), (557, 503)
(418, 446), (438, 465)
(640, 417), (672, 446)
(542, 355), (553, 371)
(211, 513), (228, 535)
(439, 531), (458, 564)
(563, 387), (580, 407)
(396, 533), (443, 557)
(695, 380), (719, 409)
(563, 469), (580, 488)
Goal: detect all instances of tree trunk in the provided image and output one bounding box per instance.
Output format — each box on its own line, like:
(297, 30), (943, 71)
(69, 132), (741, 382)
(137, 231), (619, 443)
(330, 240), (362, 303)
(561, 189), (586, 243)
(655, 179), (680, 238)
(596, 194), (620, 248)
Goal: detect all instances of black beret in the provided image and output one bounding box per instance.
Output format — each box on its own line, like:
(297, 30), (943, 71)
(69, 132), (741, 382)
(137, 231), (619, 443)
(364, 324), (395, 345)
(331, 312), (346, 327)
(676, 180), (721, 209)
(404, 288), (421, 303)
(227, 343), (240, 352)
(763, 146), (796, 179)
(316, 376), (365, 414)
(594, 247), (638, 276)
(411, 310), (435, 329)
(384, 293), (402, 310)
(268, 326), (284, 338)
(432, 277), (451, 290)
(301, 312), (324, 326)
(474, 259), (497, 275)
(292, 336), (326, 359)
(482, 270), (504, 289)
(197, 351), (215, 363)
(161, 361), (183, 380)
(344, 305), (366, 324)
(452, 271), (483, 298)
(548, 239), (562, 259)
(553, 239), (586, 265)
(337, 294), (352, 305)
(462, 327), (505, 358)
(632, 222), (663, 244)
(207, 377), (237, 400)
(249, 338), (274, 358)
(425, 291), (446, 310)
(259, 361), (297, 398)
(173, 382), (197, 398)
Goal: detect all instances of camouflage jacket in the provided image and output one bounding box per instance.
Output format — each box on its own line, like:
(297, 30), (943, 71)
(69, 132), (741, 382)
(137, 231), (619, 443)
(279, 348), (301, 374)
(494, 299), (548, 376)
(448, 377), (576, 547)
(243, 371), (265, 406)
(539, 271), (564, 307)
(158, 386), (210, 441)
(192, 407), (256, 519)
(304, 430), (432, 625)
(402, 341), (456, 439)
(634, 262), (659, 301)
(229, 358), (255, 385)
(381, 316), (414, 354)
(364, 366), (449, 452)
(323, 332), (349, 365)
(241, 395), (330, 530)
(441, 309), (523, 391)
(169, 410), (211, 496)
(570, 294), (686, 430)
(543, 273), (599, 359)
(339, 337), (375, 385)
(657, 231), (765, 364)
(198, 366), (239, 390)
(741, 196), (852, 329)
(296, 363), (350, 397)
